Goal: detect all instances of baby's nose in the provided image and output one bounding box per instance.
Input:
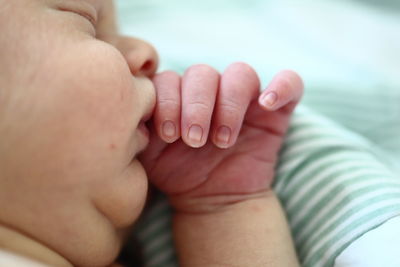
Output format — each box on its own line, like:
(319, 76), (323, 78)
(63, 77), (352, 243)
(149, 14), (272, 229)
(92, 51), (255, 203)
(122, 37), (159, 77)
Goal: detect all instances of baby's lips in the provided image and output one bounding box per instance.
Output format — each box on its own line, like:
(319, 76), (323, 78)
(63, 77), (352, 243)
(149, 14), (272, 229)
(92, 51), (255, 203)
(139, 103), (155, 142)
(141, 98), (156, 124)
(136, 102), (154, 149)
(141, 109), (153, 123)
(135, 76), (156, 123)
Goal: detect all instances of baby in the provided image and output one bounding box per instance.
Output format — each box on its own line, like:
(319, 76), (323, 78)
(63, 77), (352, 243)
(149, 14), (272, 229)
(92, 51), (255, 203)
(0, 0), (303, 266)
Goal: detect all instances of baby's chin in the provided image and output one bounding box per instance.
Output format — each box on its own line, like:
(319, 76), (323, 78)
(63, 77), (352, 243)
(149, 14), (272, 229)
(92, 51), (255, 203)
(0, 219), (123, 267)
(0, 165), (148, 267)
(42, 203), (139, 267)
(67, 165), (148, 266)
(91, 159), (149, 226)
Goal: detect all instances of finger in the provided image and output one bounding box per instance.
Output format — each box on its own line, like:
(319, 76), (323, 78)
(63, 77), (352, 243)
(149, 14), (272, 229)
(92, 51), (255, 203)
(181, 64), (220, 148)
(258, 70), (304, 113)
(211, 62), (260, 149)
(139, 120), (169, 171)
(153, 71), (181, 143)
(244, 71), (304, 137)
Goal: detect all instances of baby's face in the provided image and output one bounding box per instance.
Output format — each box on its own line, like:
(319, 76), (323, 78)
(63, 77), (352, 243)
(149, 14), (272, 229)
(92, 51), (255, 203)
(0, 0), (156, 266)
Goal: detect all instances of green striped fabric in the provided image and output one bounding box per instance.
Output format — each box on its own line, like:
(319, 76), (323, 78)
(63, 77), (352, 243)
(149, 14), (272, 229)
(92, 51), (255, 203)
(132, 101), (400, 267)
(275, 105), (400, 267)
(117, 0), (400, 265)
(134, 195), (176, 266)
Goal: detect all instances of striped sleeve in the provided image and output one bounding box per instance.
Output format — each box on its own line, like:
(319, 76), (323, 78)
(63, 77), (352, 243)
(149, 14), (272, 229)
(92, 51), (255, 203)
(275, 105), (400, 267)
(132, 105), (400, 267)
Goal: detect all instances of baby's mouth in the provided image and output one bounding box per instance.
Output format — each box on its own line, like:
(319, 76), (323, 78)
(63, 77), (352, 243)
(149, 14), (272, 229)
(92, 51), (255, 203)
(136, 114), (153, 154)
(138, 120), (150, 140)
(138, 108), (153, 139)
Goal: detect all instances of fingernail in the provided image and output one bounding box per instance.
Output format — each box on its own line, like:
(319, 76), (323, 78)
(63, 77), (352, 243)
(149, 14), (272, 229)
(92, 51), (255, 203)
(188, 124), (203, 147)
(261, 92), (278, 107)
(216, 126), (231, 148)
(162, 120), (176, 138)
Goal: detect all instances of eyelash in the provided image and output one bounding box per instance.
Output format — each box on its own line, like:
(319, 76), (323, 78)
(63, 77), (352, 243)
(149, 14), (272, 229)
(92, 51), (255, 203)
(75, 10), (96, 26)
(58, 7), (97, 29)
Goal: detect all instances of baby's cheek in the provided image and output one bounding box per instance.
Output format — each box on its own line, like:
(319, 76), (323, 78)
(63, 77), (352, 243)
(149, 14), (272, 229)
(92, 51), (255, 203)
(0, 28), (143, 265)
(37, 41), (137, 162)
(91, 160), (148, 229)
(52, 43), (150, 222)
(2, 42), (136, 193)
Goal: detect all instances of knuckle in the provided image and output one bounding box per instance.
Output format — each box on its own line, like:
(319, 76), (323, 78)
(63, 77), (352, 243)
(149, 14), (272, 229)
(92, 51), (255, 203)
(186, 64), (218, 77)
(187, 100), (212, 112)
(224, 62), (259, 89)
(219, 98), (242, 112)
(158, 98), (180, 108)
(227, 62), (255, 75)
(281, 69), (299, 77)
(159, 70), (179, 78)
(280, 70), (304, 90)
(153, 70), (180, 84)
(229, 61), (253, 72)
(277, 78), (292, 93)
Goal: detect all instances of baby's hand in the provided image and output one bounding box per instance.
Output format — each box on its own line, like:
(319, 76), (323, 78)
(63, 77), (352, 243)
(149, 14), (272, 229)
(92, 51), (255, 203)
(140, 63), (303, 213)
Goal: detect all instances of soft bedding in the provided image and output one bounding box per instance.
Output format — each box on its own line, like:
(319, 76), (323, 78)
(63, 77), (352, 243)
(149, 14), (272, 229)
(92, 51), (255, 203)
(116, 0), (400, 266)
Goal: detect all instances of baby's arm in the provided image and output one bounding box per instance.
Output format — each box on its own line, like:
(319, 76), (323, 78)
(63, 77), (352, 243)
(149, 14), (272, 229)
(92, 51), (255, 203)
(174, 193), (298, 267)
(141, 63), (303, 266)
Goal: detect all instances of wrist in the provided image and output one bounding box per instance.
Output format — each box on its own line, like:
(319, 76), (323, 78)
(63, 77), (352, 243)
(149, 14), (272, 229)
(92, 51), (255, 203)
(172, 192), (299, 267)
(169, 189), (273, 214)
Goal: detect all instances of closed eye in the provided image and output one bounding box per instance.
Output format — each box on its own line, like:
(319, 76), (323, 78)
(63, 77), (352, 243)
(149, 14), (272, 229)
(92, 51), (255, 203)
(54, 0), (98, 31)
(58, 7), (97, 27)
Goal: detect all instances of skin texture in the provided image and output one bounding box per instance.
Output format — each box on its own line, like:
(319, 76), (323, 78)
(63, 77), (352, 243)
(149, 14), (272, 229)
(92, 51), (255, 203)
(142, 64), (303, 212)
(141, 63), (304, 266)
(173, 194), (300, 267)
(0, 0), (158, 266)
(0, 0), (303, 266)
